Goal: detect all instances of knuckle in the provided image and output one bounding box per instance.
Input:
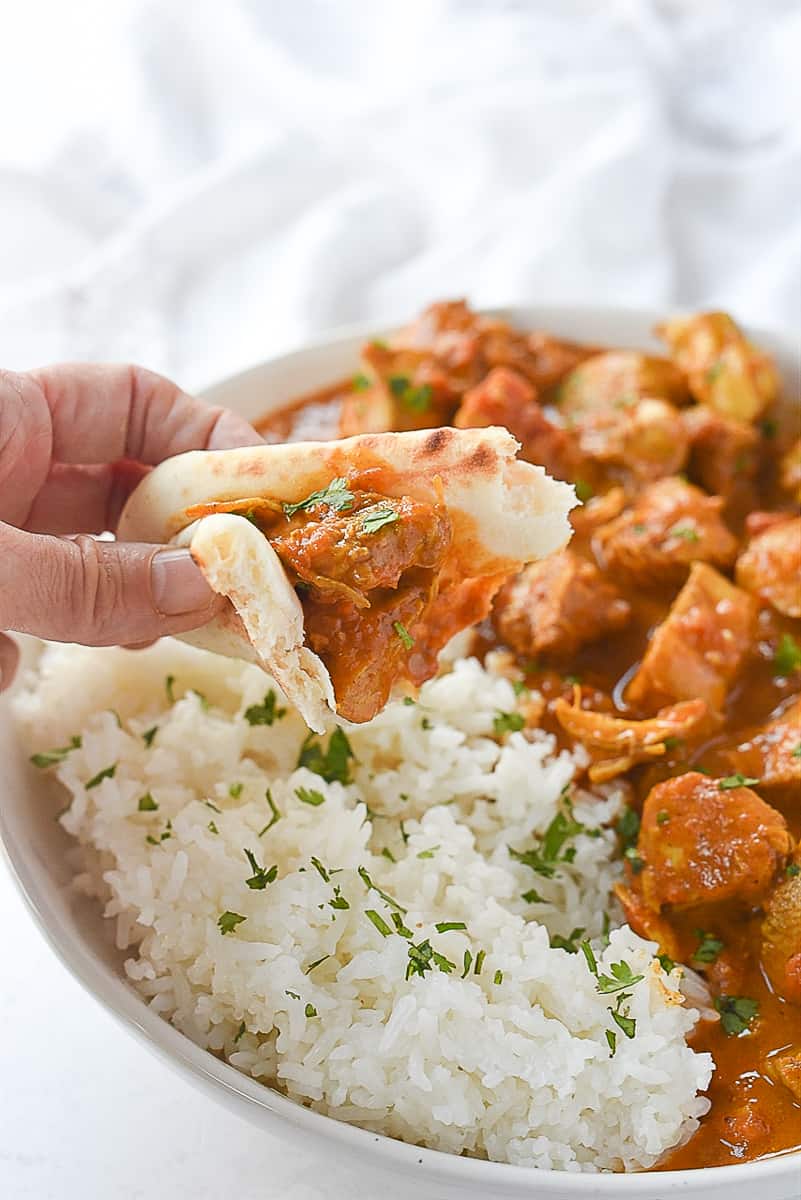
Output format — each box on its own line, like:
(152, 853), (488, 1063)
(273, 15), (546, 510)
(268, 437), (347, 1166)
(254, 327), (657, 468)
(72, 535), (127, 645)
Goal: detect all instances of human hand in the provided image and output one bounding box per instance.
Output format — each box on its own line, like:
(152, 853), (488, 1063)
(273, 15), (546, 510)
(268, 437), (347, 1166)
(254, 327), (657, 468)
(0, 363), (262, 691)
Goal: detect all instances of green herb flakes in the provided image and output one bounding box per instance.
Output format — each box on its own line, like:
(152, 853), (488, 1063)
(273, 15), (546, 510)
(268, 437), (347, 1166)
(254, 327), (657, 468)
(417, 846), (438, 859)
(283, 477), (354, 519)
(304, 955), (329, 974)
(718, 773), (760, 791)
(493, 969), (504, 985)
(549, 927), (586, 954)
(605, 1029), (617, 1055)
(328, 885), (350, 911)
(218, 911), (247, 936)
(668, 524), (700, 543)
(296, 786), (326, 807)
(657, 952), (676, 973)
(522, 887), (546, 904)
(693, 930), (724, 964)
(297, 727), (354, 784)
(362, 505), (400, 534)
(391, 912), (414, 938)
(234, 1021), (246, 1042)
(357, 866), (406, 913)
(365, 909), (392, 937)
(352, 372), (370, 392)
(304, 1003), (318, 1018)
(85, 763), (117, 790)
(473, 949), (486, 976)
(574, 479), (593, 503)
(493, 710), (525, 736)
(774, 633), (801, 676)
(137, 792), (158, 812)
(243, 849), (278, 890)
(208, 821), (219, 834)
(142, 726), (158, 748)
(715, 994), (759, 1036)
(244, 689), (286, 726)
(656, 809), (670, 825)
(624, 847), (645, 875)
(595, 960), (644, 995)
(310, 856), (330, 882)
(616, 807), (640, 849)
(435, 921), (467, 933)
(580, 940), (598, 976)
(461, 950), (473, 978)
(30, 735), (82, 768)
(787, 863), (800, 878)
(257, 788), (282, 837)
(165, 675), (176, 703)
(393, 621), (414, 650)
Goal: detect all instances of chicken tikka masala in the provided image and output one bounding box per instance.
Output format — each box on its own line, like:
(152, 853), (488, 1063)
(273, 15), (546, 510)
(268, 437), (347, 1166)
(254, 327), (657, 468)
(258, 300), (801, 1171)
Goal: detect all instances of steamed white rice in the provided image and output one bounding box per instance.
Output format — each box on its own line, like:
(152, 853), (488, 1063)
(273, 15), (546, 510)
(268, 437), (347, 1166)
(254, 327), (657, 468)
(15, 640), (712, 1172)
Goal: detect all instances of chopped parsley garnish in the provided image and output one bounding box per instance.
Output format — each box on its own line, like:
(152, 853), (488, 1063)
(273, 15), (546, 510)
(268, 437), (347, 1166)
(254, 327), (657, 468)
(208, 821), (219, 834)
(30, 735), (82, 768)
(624, 847), (645, 875)
(435, 921), (467, 933)
(595, 960), (644, 995)
(609, 993), (636, 1040)
(328, 885), (349, 911)
(352, 372), (370, 392)
(391, 912), (414, 938)
(357, 865), (406, 913)
(228, 782), (243, 799)
(165, 675), (176, 703)
(388, 375), (433, 413)
(304, 1003), (318, 1018)
(381, 847), (396, 863)
(510, 807), (587, 879)
(234, 1021), (246, 1042)
(243, 849), (278, 890)
(493, 710), (525, 736)
(718, 773), (760, 790)
(393, 621), (414, 650)
(417, 846), (438, 859)
(285, 990), (300, 1000)
(137, 792), (158, 812)
(715, 994), (759, 1036)
(85, 763), (117, 790)
(420, 716), (432, 730)
(657, 952), (676, 973)
(473, 949), (486, 975)
(656, 809), (670, 825)
(522, 887), (546, 904)
(549, 927), (586, 954)
(787, 863), (800, 878)
(258, 788), (282, 836)
(142, 726), (158, 747)
(616, 807), (640, 849)
(283, 477), (354, 519)
(405, 939), (455, 980)
(706, 361), (725, 383)
(402, 696), (416, 706)
(493, 970), (504, 985)
(297, 727), (354, 784)
(244, 689), (286, 726)
(205, 800), (221, 813)
(304, 955), (329, 974)
(668, 524), (700, 543)
(388, 374), (409, 396)
(574, 479), (593, 503)
(605, 1030), (617, 1055)
(218, 911), (247, 935)
(310, 856), (330, 882)
(580, 940), (598, 975)
(365, 909), (392, 937)
(190, 689), (209, 710)
(296, 786), (326, 807)
(362, 506), (400, 535)
(461, 950), (473, 978)
(693, 930), (724, 964)
(774, 633), (801, 676)
(793, 744), (801, 760)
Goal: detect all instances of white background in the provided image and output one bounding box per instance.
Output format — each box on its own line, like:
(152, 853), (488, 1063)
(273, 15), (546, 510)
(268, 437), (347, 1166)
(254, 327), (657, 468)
(1, 2), (800, 1197)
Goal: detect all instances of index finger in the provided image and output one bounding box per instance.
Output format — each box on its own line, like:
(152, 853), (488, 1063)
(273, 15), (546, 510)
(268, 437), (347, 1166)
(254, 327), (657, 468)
(28, 363), (263, 465)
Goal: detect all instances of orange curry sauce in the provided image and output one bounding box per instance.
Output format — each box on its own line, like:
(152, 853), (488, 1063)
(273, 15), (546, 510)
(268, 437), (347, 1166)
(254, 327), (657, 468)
(256, 306), (801, 1171)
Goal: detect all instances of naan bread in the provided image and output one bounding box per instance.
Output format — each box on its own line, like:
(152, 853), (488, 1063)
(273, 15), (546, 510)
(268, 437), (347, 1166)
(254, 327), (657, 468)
(119, 427), (575, 730)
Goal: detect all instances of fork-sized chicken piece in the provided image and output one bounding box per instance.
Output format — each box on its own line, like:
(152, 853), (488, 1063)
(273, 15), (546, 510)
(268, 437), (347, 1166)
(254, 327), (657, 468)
(557, 351), (690, 422)
(735, 515), (801, 619)
(638, 771), (792, 910)
(725, 696), (801, 790)
(627, 562), (757, 713)
(492, 549), (630, 660)
(594, 476), (738, 588)
(657, 311), (779, 422)
(682, 405), (761, 500)
(761, 861), (801, 1005)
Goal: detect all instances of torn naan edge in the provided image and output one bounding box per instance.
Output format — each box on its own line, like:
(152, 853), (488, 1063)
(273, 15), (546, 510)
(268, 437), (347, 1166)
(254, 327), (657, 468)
(119, 426), (576, 730)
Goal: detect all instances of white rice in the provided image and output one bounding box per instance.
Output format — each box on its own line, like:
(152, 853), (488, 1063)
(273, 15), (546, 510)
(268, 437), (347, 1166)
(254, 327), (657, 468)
(15, 640), (712, 1172)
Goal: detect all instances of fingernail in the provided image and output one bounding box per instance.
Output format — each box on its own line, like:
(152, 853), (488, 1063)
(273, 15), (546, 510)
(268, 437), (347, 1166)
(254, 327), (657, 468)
(151, 548), (215, 615)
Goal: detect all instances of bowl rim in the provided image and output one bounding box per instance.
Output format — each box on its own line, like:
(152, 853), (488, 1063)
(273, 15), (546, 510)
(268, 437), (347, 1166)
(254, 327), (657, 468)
(3, 302), (800, 1194)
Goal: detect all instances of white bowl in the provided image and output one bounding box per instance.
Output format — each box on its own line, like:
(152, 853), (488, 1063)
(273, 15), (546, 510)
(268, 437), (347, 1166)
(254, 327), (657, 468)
(1, 306), (798, 1200)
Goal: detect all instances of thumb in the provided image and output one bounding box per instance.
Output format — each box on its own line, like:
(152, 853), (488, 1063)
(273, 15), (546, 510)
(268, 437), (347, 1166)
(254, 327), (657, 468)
(0, 524), (222, 647)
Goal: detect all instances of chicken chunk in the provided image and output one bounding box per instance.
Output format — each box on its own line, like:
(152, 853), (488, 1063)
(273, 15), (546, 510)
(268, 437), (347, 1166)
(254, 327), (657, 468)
(761, 865), (801, 1004)
(558, 351), (689, 422)
(638, 772), (792, 910)
(627, 563), (757, 713)
(594, 477), (738, 588)
(682, 405), (761, 500)
(613, 883), (682, 961)
(735, 516), (801, 618)
(491, 550), (631, 660)
(657, 311), (779, 422)
(765, 1048), (801, 1102)
(726, 696), (801, 790)
(575, 397), (689, 483)
(454, 367), (578, 480)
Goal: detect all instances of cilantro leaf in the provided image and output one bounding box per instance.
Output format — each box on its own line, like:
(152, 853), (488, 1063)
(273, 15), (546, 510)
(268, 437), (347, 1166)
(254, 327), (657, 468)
(296, 786), (326, 807)
(595, 960), (645, 995)
(142, 726), (158, 747)
(393, 621), (414, 650)
(718, 773), (760, 790)
(244, 689), (286, 726)
(715, 994), (759, 1036)
(774, 632), (801, 676)
(243, 848), (278, 890)
(218, 911), (247, 935)
(85, 763), (117, 790)
(297, 727), (354, 784)
(362, 505), (400, 535)
(493, 711), (525, 736)
(283, 477), (354, 519)
(137, 792), (158, 812)
(693, 930), (724, 965)
(365, 909), (392, 937)
(549, 927), (586, 954)
(30, 735), (82, 768)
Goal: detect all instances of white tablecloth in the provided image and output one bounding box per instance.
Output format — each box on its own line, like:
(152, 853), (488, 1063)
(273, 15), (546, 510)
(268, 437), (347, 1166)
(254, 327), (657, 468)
(1, 2), (800, 1196)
